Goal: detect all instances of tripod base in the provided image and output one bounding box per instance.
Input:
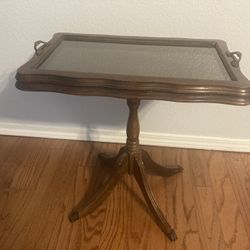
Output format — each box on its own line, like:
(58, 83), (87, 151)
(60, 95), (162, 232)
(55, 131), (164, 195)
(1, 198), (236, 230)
(69, 99), (183, 241)
(69, 146), (182, 241)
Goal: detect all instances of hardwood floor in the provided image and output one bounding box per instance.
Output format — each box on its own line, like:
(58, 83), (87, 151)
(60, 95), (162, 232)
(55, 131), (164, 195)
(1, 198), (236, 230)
(0, 135), (250, 250)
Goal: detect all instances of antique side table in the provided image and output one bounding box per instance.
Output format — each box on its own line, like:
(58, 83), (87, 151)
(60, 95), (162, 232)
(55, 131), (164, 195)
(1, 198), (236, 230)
(15, 33), (250, 241)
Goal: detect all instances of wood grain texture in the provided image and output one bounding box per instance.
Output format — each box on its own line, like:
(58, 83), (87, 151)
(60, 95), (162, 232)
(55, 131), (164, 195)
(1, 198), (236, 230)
(0, 135), (250, 249)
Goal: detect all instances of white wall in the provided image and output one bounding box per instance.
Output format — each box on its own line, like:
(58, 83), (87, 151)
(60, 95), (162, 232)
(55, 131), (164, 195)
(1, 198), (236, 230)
(1, 1), (250, 151)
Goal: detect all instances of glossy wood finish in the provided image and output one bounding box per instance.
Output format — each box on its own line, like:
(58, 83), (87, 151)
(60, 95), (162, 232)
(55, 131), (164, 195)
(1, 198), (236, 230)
(133, 155), (178, 241)
(14, 33), (250, 244)
(68, 151), (128, 223)
(1, 135), (250, 249)
(68, 99), (183, 241)
(142, 149), (183, 176)
(16, 33), (250, 105)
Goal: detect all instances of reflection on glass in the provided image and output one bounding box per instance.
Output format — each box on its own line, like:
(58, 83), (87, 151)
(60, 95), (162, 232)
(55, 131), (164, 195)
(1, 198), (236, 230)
(39, 41), (231, 81)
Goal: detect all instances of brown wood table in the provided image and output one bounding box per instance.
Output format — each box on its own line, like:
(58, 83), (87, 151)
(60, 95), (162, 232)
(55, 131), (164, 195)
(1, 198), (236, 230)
(15, 33), (250, 241)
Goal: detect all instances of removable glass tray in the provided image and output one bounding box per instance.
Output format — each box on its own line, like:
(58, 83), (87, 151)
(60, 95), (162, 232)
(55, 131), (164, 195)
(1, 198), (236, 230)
(16, 33), (250, 105)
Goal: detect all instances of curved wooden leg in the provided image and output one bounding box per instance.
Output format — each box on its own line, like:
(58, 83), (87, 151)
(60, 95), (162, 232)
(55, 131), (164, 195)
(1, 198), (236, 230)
(69, 152), (128, 222)
(142, 150), (183, 177)
(133, 156), (177, 241)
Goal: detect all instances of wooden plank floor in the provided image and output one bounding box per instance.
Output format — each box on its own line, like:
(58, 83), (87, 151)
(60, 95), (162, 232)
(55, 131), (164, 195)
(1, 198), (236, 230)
(0, 135), (250, 250)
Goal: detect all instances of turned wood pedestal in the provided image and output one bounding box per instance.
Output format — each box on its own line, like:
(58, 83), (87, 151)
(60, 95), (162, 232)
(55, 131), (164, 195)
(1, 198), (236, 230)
(68, 99), (183, 241)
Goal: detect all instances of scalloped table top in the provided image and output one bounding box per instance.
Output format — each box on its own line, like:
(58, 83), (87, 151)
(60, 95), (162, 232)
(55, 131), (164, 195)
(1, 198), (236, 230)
(16, 33), (250, 105)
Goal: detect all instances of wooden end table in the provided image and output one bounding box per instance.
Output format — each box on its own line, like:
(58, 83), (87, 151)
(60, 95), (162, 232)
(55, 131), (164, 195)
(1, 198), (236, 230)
(16, 33), (250, 241)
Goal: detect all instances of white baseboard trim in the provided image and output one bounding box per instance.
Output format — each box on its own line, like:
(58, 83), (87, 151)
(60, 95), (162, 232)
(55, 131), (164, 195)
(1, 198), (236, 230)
(0, 121), (250, 153)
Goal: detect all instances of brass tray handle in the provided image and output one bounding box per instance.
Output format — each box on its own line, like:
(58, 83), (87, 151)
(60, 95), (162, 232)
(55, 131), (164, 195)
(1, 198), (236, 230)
(226, 51), (242, 68)
(34, 40), (49, 55)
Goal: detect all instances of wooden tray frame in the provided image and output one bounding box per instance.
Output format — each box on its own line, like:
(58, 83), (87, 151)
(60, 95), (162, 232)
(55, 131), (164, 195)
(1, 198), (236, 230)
(16, 33), (250, 105)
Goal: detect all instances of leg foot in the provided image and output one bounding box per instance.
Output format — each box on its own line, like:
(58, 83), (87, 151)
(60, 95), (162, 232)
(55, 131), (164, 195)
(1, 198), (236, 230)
(134, 156), (177, 241)
(142, 150), (183, 177)
(167, 229), (178, 241)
